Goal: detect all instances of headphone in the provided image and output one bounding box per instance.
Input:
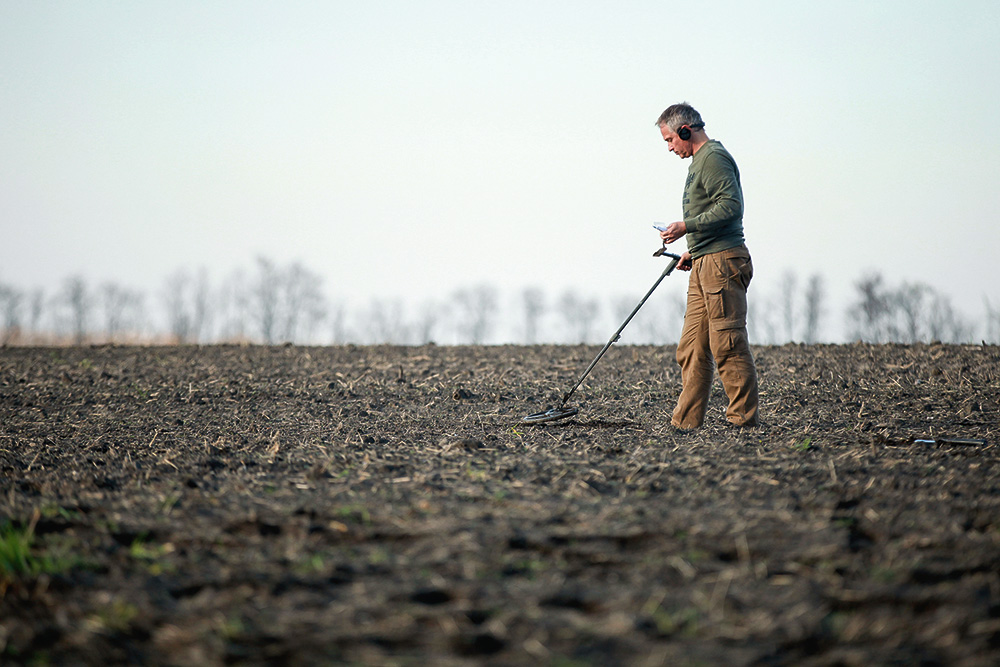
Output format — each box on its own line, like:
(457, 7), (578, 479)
(677, 123), (705, 141)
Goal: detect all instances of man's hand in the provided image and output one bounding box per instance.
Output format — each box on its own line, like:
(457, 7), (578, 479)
(658, 221), (687, 245)
(677, 251), (693, 271)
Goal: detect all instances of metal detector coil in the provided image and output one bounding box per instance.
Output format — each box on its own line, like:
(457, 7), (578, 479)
(521, 246), (682, 424)
(522, 406), (579, 424)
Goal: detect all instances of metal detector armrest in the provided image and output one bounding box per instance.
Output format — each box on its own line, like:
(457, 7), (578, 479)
(653, 245), (681, 260)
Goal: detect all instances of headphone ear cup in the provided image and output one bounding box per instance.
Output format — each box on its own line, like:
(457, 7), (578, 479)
(678, 126), (691, 141)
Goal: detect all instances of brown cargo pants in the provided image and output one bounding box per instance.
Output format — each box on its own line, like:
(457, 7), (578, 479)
(671, 244), (759, 429)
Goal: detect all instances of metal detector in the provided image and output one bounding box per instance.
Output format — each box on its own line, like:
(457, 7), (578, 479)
(522, 246), (682, 424)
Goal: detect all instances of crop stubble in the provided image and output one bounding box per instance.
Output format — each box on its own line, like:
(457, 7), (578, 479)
(1, 343), (999, 665)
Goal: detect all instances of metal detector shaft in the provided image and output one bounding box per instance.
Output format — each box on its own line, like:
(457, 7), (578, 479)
(561, 250), (681, 406)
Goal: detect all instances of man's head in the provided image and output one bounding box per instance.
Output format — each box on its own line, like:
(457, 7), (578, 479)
(656, 103), (706, 159)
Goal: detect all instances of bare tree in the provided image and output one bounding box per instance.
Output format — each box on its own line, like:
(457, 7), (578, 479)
(218, 268), (251, 342)
(244, 258), (328, 344)
(251, 257), (283, 344)
(0, 281), (23, 344)
(55, 276), (92, 345)
(926, 292), (973, 343)
(329, 301), (349, 344)
(985, 297), (1000, 344)
(745, 278), (784, 345)
(365, 298), (409, 344)
(100, 282), (145, 342)
(849, 272), (973, 344)
(557, 289), (600, 344)
(849, 272), (893, 343)
(893, 282), (929, 343)
(101, 283), (129, 341)
(413, 299), (444, 345)
(162, 272), (192, 343)
(520, 287), (545, 344)
(28, 288), (45, 342)
(281, 262), (326, 343)
(162, 268), (211, 344)
(451, 284), (498, 344)
(801, 273), (826, 344)
(192, 270), (211, 342)
(777, 270), (798, 343)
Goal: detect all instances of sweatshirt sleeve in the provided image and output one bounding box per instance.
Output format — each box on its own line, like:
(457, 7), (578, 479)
(684, 150), (743, 234)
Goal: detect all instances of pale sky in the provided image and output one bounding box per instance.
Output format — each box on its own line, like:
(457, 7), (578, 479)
(3, 1), (999, 342)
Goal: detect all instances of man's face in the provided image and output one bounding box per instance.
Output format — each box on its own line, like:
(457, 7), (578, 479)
(660, 124), (692, 159)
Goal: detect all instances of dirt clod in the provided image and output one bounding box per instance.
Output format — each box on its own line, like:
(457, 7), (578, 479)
(1, 343), (998, 665)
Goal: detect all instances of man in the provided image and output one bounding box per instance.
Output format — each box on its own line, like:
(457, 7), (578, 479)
(655, 103), (759, 429)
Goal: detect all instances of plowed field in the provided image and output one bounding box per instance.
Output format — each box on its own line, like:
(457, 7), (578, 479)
(2, 343), (999, 665)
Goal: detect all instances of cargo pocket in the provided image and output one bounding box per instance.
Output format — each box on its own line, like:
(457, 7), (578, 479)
(704, 252), (750, 331)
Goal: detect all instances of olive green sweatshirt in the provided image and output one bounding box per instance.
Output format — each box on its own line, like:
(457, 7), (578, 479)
(683, 139), (745, 258)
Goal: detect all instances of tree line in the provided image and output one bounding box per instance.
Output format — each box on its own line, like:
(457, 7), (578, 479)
(1, 258), (997, 346)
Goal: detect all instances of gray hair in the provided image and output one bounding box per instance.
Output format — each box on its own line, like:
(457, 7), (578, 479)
(655, 103), (705, 131)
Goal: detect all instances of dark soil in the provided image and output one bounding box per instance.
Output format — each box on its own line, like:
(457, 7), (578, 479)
(1, 343), (999, 666)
